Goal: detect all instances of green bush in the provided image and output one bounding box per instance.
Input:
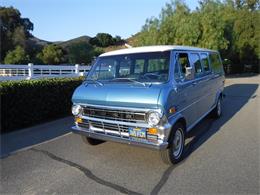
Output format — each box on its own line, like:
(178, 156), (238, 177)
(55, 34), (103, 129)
(0, 77), (83, 133)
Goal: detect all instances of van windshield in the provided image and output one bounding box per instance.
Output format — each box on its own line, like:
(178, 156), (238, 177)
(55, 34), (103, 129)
(87, 51), (170, 83)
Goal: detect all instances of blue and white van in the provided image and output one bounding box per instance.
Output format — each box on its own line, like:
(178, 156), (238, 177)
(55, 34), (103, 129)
(71, 46), (225, 164)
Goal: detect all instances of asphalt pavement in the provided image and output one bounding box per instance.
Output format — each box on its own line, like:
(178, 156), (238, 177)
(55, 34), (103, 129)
(1, 75), (259, 194)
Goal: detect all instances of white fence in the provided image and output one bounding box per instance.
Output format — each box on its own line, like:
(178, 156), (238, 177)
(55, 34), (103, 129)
(0, 64), (91, 81)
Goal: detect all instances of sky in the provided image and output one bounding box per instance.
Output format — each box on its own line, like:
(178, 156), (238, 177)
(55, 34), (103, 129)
(1, 0), (199, 42)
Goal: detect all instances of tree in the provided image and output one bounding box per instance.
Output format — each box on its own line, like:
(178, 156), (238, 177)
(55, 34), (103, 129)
(67, 42), (94, 64)
(197, 1), (229, 50)
(37, 44), (65, 65)
(4, 46), (29, 64)
(0, 6), (33, 62)
(92, 47), (104, 57)
(12, 26), (27, 47)
(234, 0), (260, 10)
(135, 0), (259, 73)
(136, 0), (199, 46)
(113, 35), (123, 44)
(90, 33), (115, 47)
(232, 8), (260, 64)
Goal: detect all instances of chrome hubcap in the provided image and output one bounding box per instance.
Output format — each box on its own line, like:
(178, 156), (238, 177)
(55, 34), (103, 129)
(173, 129), (184, 158)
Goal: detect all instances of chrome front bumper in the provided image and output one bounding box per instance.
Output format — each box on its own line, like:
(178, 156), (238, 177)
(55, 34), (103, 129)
(71, 124), (169, 150)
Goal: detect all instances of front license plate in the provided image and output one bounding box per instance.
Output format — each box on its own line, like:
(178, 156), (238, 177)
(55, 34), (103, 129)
(129, 127), (146, 139)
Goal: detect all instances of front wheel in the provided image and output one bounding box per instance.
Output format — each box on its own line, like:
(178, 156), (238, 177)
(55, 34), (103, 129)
(160, 123), (185, 165)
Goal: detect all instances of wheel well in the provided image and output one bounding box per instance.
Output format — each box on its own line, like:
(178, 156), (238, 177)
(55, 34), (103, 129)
(218, 90), (225, 100)
(219, 92), (223, 99)
(177, 118), (187, 133)
(167, 117), (187, 143)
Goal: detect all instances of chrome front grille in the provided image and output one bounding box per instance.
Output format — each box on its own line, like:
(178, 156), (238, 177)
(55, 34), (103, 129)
(78, 119), (130, 137)
(82, 106), (146, 123)
(89, 120), (129, 133)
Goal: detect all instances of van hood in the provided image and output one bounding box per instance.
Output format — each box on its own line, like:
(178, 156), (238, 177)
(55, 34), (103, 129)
(72, 83), (162, 109)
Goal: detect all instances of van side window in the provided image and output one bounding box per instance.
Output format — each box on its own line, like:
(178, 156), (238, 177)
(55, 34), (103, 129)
(177, 53), (190, 79)
(190, 53), (203, 75)
(201, 53), (210, 72)
(174, 53), (193, 82)
(209, 52), (223, 74)
(174, 57), (180, 81)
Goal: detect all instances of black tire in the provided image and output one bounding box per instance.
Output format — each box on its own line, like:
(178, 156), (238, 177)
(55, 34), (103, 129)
(81, 136), (105, 145)
(211, 97), (222, 118)
(160, 123), (185, 165)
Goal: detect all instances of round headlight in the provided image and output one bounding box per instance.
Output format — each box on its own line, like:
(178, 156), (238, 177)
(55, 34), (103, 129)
(147, 111), (161, 126)
(72, 105), (82, 116)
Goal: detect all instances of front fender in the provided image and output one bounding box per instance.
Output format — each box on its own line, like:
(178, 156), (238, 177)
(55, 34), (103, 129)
(164, 113), (186, 141)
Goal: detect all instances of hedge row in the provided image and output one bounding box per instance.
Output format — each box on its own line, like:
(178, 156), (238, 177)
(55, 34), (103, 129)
(223, 63), (259, 74)
(0, 77), (83, 133)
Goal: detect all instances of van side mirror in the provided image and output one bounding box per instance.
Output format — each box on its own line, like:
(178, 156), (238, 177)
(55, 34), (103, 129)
(185, 67), (194, 80)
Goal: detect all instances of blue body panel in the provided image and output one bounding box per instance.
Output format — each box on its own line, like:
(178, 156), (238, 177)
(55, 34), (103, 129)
(72, 83), (163, 109)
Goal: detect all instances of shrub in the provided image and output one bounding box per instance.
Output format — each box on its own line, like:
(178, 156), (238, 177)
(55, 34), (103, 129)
(4, 46), (30, 64)
(0, 77), (83, 133)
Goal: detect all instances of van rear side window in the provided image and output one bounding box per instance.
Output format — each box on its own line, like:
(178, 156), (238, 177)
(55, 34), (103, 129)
(209, 53), (223, 74)
(201, 53), (210, 72)
(190, 53), (203, 75)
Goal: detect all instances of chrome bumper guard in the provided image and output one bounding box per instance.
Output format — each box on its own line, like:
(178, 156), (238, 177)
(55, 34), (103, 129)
(71, 116), (169, 150)
(72, 126), (168, 150)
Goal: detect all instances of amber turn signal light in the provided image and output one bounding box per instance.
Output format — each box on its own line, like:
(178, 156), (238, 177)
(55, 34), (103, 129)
(169, 106), (176, 114)
(75, 117), (83, 123)
(148, 128), (158, 135)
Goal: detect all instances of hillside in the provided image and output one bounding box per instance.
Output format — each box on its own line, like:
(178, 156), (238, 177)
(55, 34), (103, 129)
(56, 36), (91, 49)
(27, 37), (50, 46)
(28, 35), (136, 52)
(28, 35), (91, 49)
(23, 34), (139, 65)
(29, 34), (138, 54)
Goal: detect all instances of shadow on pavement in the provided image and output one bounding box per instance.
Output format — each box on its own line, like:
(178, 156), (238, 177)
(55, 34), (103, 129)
(183, 83), (258, 160)
(150, 83), (258, 194)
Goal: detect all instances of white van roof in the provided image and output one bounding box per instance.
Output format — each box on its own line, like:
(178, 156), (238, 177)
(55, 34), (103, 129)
(99, 45), (216, 57)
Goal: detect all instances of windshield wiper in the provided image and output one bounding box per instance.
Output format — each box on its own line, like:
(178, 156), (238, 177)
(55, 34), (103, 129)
(109, 78), (146, 86)
(84, 79), (103, 86)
